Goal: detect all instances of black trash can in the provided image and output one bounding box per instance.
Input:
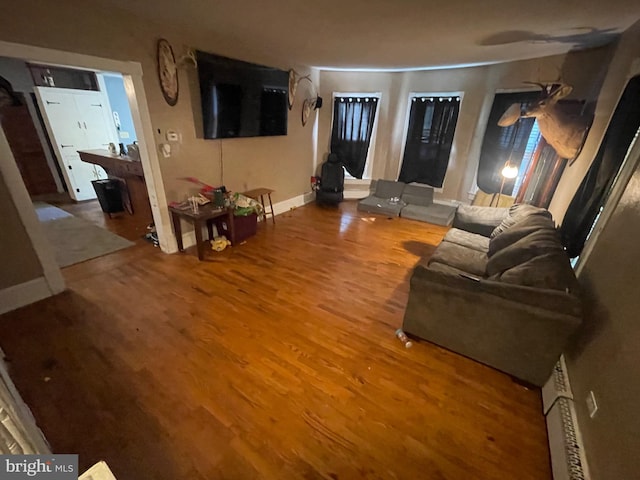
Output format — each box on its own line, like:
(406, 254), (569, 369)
(91, 179), (124, 216)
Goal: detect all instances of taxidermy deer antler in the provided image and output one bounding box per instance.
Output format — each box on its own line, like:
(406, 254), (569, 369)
(498, 83), (590, 161)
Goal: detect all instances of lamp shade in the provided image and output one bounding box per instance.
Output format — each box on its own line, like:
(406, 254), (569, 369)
(501, 163), (519, 179)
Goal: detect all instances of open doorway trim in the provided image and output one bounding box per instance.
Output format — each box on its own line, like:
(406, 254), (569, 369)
(0, 127), (65, 310)
(0, 40), (177, 256)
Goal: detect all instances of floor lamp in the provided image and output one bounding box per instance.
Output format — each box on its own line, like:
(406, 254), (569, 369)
(495, 161), (519, 207)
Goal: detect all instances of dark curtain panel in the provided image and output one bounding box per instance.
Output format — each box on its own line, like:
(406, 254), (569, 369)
(560, 75), (640, 258)
(477, 92), (539, 194)
(330, 97), (378, 179)
(398, 96), (460, 188)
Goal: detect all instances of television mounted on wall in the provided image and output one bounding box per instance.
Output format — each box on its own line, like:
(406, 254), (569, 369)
(196, 50), (288, 139)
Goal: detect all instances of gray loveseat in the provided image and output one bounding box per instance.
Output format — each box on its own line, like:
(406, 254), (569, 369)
(402, 204), (582, 386)
(357, 180), (457, 226)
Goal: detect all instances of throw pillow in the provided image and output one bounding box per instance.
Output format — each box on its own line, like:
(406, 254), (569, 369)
(490, 204), (553, 238)
(401, 184), (434, 206)
(488, 214), (556, 257)
(486, 228), (564, 277)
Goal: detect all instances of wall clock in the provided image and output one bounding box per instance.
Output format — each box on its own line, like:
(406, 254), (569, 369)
(157, 39), (179, 106)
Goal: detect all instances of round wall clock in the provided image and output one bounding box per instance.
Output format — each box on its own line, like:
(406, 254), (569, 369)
(157, 39), (178, 106)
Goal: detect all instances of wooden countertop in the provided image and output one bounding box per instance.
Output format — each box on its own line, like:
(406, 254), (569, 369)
(78, 149), (144, 177)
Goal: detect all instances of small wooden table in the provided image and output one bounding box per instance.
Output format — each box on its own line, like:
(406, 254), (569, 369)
(169, 204), (235, 260)
(242, 187), (275, 224)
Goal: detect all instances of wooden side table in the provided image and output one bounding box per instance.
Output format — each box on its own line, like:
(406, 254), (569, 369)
(242, 187), (275, 224)
(169, 204), (235, 260)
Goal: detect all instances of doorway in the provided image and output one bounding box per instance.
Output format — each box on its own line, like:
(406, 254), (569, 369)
(0, 40), (175, 275)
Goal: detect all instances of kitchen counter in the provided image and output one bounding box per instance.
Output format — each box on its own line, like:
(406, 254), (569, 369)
(79, 149), (152, 223)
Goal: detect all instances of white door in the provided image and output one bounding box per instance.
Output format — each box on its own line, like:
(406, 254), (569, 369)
(74, 92), (114, 150)
(35, 88), (111, 201)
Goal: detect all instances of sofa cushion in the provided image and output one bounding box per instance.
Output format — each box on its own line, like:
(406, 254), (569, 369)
(401, 184), (433, 206)
(374, 180), (406, 199)
(357, 195), (405, 217)
(443, 228), (490, 252)
(494, 252), (580, 293)
(488, 214), (557, 256)
(490, 204), (553, 238)
(401, 203), (457, 226)
(486, 228), (564, 277)
(429, 241), (488, 277)
(427, 261), (479, 278)
(453, 205), (509, 237)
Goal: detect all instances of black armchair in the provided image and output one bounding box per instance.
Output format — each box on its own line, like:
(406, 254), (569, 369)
(315, 154), (345, 205)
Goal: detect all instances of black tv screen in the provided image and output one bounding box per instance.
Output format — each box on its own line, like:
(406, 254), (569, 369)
(196, 51), (288, 139)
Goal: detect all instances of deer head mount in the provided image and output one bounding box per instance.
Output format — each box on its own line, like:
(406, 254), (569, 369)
(498, 82), (591, 161)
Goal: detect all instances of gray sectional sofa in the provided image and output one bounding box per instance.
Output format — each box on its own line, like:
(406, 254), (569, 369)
(402, 203), (583, 386)
(357, 180), (457, 226)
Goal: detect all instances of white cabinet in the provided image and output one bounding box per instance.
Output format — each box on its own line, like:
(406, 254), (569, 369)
(35, 88), (117, 201)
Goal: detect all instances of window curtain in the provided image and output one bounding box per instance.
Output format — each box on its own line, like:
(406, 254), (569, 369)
(560, 75), (640, 258)
(477, 92), (539, 194)
(398, 96), (460, 188)
(330, 97), (378, 179)
(515, 138), (567, 208)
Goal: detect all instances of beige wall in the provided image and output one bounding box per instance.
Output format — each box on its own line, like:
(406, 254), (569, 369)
(558, 21), (640, 480)
(0, 0), (625, 216)
(318, 47), (614, 206)
(0, 171), (42, 290)
(0, 0), (316, 207)
(565, 149), (640, 479)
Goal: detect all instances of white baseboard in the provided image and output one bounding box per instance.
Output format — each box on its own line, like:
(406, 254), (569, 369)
(0, 277), (55, 315)
(179, 192), (315, 250)
(272, 192), (315, 216)
(344, 190), (369, 199)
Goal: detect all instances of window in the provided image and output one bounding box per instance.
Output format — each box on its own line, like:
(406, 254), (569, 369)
(561, 75), (640, 258)
(330, 95), (379, 179)
(478, 91), (578, 208)
(477, 91), (539, 196)
(398, 95), (460, 188)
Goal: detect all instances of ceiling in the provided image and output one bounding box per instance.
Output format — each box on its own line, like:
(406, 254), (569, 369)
(101, 0), (640, 70)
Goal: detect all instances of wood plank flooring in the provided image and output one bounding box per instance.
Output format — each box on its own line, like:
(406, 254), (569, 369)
(51, 197), (152, 242)
(0, 201), (551, 479)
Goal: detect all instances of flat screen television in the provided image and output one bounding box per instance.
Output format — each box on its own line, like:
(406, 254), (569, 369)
(196, 50), (288, 139)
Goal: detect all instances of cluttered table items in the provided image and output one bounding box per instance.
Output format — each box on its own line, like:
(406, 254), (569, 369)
(169, 179), (265, 260)
(168, 200), (235, 261)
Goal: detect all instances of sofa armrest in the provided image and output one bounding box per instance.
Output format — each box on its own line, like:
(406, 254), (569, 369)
(453, 205), (509, 237)
(405, 265), (582, 385)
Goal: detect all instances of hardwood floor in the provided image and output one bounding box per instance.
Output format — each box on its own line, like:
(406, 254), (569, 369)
(0, 201), (551, 479)
(51, 197), (152, 243)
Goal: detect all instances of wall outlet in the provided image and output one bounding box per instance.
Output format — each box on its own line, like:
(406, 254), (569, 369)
(166, 130), (180, 142)
(586, 391), (598, 418)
